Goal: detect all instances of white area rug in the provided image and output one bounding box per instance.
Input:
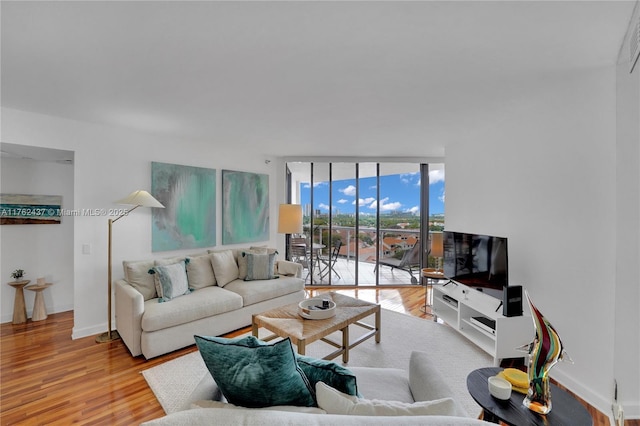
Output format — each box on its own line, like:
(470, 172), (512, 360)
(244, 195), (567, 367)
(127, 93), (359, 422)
(141, 309), (492, 417)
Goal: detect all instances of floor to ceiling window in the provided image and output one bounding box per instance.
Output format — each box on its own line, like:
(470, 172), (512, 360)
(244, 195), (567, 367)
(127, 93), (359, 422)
(287, 161), (444, 286)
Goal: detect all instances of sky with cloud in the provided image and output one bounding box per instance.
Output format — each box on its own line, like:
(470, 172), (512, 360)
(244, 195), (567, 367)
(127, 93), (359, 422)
(300, 170), (445, 215)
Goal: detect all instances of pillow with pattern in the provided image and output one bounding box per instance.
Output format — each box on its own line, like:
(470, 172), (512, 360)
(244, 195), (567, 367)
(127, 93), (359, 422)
(244, 252), (278, 281)
(148, 259), (191, 302)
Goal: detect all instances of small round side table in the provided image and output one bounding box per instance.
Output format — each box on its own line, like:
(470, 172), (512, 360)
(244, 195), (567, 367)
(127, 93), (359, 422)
(467, 367), (592, 425)
(26, 283), (53, 321)
(7, 280), (30, 324)
(421, 268), (444, 315)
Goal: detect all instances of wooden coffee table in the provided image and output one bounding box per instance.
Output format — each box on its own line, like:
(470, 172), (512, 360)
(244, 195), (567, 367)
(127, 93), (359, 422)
(252, 292), (380, 363)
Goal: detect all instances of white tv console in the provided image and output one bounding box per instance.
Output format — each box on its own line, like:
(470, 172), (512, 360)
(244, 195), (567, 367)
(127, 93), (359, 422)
(432, 282), (533, 366)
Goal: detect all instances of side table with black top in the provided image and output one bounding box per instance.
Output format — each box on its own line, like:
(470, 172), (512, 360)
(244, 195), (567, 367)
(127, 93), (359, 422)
(467, 367), (592, 426)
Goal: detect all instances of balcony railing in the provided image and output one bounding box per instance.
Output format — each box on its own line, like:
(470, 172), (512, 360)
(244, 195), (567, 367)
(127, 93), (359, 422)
(297, 225), (424, 286)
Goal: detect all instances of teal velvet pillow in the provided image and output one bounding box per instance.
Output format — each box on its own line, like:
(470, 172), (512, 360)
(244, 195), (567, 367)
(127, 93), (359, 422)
(194, 335), (316, 408)
(296, 354), (359, 397)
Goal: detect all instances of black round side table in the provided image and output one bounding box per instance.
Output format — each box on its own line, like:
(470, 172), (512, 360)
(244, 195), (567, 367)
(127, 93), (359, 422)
(467, 367), (592, 426)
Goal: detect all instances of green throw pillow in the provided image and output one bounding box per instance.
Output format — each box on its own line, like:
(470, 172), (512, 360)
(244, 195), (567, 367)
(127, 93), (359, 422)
(194, 335), (316, 408)
(296, 354), (360, 397)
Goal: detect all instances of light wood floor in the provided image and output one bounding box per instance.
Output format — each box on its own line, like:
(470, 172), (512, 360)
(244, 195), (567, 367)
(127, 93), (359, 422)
(1, 287), (634, 426)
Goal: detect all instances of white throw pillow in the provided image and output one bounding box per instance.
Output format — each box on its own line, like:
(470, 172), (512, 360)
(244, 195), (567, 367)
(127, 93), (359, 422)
(210, 250), (239, 287)
(149, 260), (191, 302)
(315, 382), (459, 416)
(123, 259), (156, 300)
(186, 254), (217, 289)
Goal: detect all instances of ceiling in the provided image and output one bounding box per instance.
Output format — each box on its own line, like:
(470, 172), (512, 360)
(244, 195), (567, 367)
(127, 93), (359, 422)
(1, 1), (635, 159)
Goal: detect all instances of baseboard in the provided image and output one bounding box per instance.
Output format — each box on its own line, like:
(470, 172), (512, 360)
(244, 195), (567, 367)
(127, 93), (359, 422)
(72, 322), (105, 340)
(551, 369), (611, 420)
(620, 401), (640, 420)
(552, 369), (640, 422)
(1, 304), (74, 325)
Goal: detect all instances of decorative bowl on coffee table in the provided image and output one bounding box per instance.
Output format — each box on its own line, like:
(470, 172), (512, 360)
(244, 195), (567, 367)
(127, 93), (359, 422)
(298, 298), (336, 320)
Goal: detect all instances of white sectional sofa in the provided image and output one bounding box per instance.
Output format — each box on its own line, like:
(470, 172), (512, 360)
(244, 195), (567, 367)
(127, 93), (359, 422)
(115, 247), (305, 359)
(141, 351), (492, 425)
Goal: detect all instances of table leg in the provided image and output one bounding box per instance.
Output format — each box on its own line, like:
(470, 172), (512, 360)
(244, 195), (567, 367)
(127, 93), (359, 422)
(298, 339), (306, 356)
(13, 287), (27, 325)
(251, 319), (259, 337)
(420, 278), (434, 316)
(342, 326), (350, 363)
(375, 307), (381, 343)
(31, 290), (48, 321)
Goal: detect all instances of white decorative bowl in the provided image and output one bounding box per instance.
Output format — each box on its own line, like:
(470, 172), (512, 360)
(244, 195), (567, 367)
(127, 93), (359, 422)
(298, 298), (336, 320)
(488, 376), (512, 400)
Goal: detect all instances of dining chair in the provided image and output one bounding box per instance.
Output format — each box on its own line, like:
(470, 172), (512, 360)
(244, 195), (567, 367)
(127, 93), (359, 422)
(289, 236), (311, 280)
(319, 240), (342, 281)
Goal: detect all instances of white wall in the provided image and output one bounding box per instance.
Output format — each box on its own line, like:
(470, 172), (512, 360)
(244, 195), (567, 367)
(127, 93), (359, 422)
(445, 67), (622, 415)
(0, 157), (75, 321)
(0, 107), (281, 338)
(2, 62), (637, 419)
(614, 4), (640, 418)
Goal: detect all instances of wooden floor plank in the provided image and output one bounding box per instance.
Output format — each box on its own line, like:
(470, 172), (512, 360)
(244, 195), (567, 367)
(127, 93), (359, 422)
(1, 287), (634, 425)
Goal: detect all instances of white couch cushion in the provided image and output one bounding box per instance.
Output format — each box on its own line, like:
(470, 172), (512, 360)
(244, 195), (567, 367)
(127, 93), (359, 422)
(140, 408), (492, 425)
(186, 254), (217, 289)
(223, 276), (304, 306)
(150, 260), (191, 302)
(141, 286), (243, 332)
(192, 399), (326, 414)
(123, 259), (156, 300)
(155, 256), (185, 266)
(210, 250), (239, 287)
(316, 382), (459, 416)
(349, 367), (413, 403)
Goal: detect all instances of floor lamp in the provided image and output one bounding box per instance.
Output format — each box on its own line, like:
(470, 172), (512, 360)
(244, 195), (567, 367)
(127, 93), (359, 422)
(278, 204), (303, 261)
(430, 232), (444, 273)
(96, 190), (164, 343)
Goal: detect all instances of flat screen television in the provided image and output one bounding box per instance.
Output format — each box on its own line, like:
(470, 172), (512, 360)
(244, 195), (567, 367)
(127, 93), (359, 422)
(442, 231), (508, 296)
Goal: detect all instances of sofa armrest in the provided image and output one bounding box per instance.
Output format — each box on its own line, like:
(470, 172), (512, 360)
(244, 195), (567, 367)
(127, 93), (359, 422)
(276, 260), (302, 278)
(115, 279), (145, 357)
(409, 351), (468, 417)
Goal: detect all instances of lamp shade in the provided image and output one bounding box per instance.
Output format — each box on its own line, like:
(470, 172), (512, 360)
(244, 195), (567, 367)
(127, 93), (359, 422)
(278, 204), (303, 234)
(430, 232), (444, 258)
(115, 190), (165, 208)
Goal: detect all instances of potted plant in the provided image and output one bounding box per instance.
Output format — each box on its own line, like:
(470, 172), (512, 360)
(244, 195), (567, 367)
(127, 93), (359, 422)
(11, 269), (25, 281)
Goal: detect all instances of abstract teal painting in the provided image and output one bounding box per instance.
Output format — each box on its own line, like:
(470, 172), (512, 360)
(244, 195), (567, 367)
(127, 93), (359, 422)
(151, 162), (216, 252)
(222, 170), (269, 244)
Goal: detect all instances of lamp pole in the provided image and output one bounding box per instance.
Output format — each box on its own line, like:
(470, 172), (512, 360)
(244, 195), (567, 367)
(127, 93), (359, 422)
(96, 206), (138, 343)
(96, 190), (163, 344)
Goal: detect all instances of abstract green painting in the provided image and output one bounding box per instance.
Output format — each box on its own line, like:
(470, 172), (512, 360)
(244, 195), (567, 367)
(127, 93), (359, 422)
(151, 162), (216, 252)
(222, 170), (269, 244)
